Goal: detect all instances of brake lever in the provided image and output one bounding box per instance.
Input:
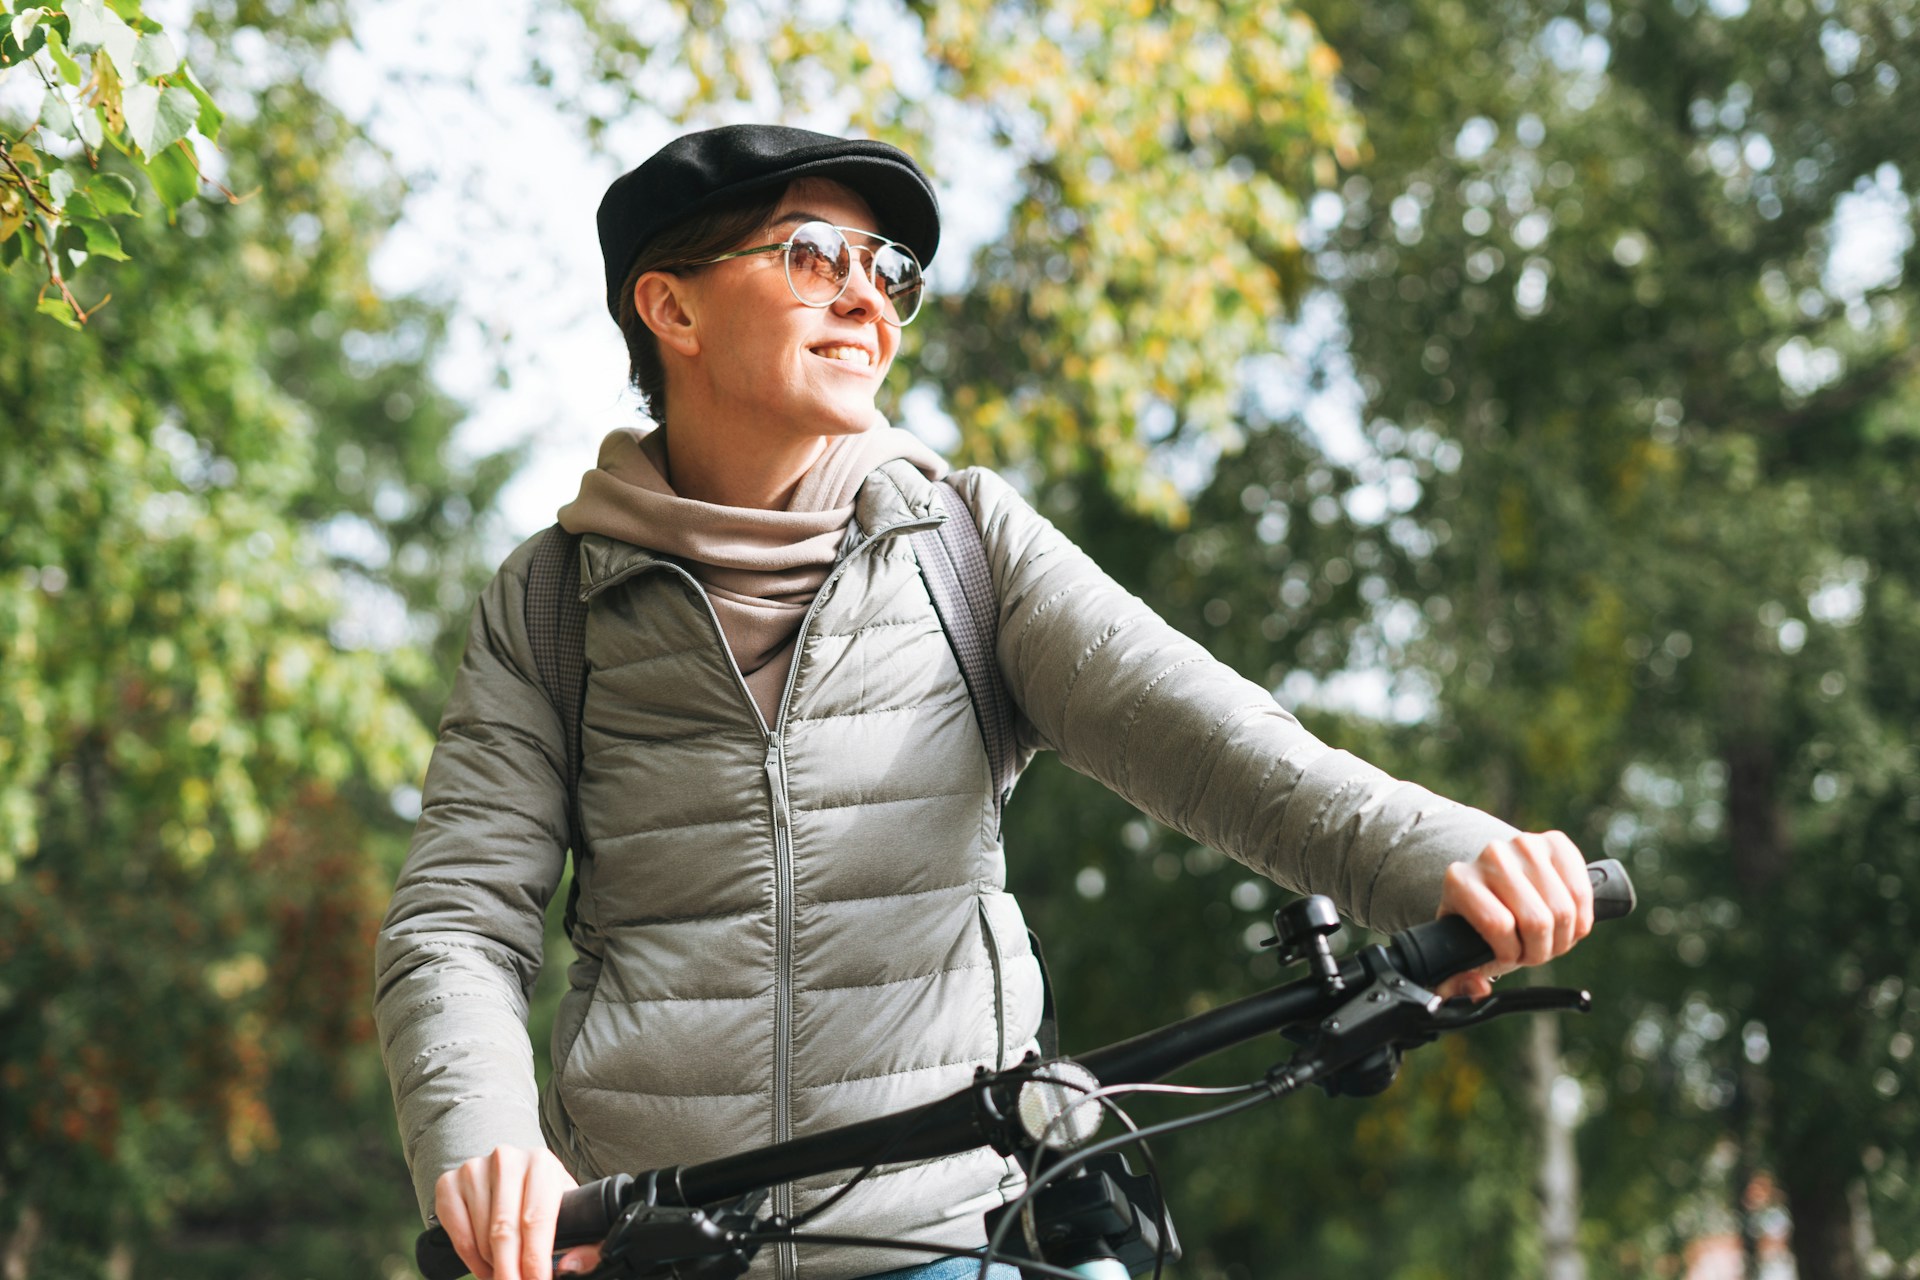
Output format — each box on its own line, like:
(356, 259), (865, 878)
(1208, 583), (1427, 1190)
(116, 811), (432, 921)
(1427, 987), (1593, 1029)
(585, 1185), (769, 1280)
(1276, 945), (1597, 1100)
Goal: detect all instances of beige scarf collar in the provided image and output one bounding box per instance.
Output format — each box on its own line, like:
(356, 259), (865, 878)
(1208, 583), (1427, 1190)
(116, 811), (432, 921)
(557, 419), (947, 725)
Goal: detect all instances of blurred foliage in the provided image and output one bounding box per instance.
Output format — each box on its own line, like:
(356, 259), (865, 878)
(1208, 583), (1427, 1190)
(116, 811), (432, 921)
(1003, 0), (1920, 1278)
(0, 1), (511, 1274)
(1294, 2), (1920, 1277)
(0, 0), (228, 327)
(8, 0), (1920, 1277)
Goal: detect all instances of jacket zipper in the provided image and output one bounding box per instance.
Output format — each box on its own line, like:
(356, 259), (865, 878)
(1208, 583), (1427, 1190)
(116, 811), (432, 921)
(763, 730), (795, 1278)
(584, 516), (942, 1280)
(761, 514), (937, 1279)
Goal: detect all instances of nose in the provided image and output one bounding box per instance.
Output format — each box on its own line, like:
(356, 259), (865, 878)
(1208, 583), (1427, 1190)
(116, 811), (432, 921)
(831, 247), (891, 323)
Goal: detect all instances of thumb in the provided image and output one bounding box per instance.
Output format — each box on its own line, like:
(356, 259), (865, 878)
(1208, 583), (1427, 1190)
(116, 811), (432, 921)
(555, 1245), (604, 1275)
(1434, 968), (1496, 1001)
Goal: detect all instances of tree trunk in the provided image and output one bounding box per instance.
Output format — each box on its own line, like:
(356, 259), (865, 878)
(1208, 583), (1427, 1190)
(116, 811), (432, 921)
(1779, 1163), (1862, 1280)
(1724, 739), (1788, 894)
(1848, 1179), (1876, 1277)
(1729, 1072), (1760, 1280)
(1530, 1005), (1586, 1280)
(2, 1205), (40, 1280)
(1721, 725), (1865, 1280)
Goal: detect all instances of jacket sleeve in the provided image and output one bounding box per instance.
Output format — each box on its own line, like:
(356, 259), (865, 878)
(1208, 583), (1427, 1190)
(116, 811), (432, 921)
(949, 467), (1518, 935)
(374, 536), (572, 1220)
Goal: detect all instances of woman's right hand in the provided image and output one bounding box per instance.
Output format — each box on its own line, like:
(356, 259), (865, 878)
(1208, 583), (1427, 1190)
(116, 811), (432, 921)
(435, 1146), (606, 1279)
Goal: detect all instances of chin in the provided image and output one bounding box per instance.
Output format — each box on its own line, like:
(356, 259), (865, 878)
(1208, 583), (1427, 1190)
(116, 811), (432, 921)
(812, 397), (884, 436)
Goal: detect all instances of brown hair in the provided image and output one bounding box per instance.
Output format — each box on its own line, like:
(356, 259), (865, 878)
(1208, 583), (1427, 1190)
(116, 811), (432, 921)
(615, 187), (789, 426)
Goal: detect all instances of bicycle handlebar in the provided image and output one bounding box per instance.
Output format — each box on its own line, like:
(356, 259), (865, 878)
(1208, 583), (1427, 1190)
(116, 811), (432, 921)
(1390, 853), (1635, 989)
(416, 860), (1635, 1280)
(1063, 858), (1633, 1088)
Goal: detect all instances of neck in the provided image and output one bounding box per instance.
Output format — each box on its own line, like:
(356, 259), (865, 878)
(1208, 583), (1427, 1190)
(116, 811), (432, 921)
(660, 422), (831, 510)
(657, 379), (870, 510)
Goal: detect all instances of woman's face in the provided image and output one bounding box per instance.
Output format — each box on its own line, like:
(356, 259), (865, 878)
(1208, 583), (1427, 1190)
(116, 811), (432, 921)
(679, 177), (901, 439)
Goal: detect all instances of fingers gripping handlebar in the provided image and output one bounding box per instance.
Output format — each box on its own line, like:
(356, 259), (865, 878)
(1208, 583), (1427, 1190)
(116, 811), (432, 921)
(1390, 858), (1636, 988)
(415, 860), (1635, 1280)
(413, 1176), (633, 1280)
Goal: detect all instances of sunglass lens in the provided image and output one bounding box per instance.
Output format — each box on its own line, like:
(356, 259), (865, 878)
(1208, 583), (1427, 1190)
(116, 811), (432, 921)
(787, 223), (851, 304)
(872, 245), (923, 325)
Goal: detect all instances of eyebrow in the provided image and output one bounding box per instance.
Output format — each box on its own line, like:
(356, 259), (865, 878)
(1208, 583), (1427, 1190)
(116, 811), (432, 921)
(768, 211), (888, 239)
(770, 211), (837, 229)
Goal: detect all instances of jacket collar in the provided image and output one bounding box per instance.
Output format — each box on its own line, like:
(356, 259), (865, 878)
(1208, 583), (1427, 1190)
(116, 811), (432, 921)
(853, 456), (944, 534)
(575, 457), (946, 595)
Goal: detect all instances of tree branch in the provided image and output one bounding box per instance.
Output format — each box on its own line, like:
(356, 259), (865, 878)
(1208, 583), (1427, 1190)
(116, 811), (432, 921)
(0, 144), (59, 216)
(31, 216), (87, 325)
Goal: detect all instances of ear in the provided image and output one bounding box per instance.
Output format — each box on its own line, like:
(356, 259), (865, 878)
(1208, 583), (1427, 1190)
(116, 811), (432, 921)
(633, 272), (701, 359)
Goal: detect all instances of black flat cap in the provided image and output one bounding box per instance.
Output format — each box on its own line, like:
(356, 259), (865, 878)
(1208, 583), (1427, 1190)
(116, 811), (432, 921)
(597, 123), (941, 320)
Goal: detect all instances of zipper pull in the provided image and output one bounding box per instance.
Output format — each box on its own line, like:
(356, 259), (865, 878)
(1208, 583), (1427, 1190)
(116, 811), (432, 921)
(765, 735), (788, 824)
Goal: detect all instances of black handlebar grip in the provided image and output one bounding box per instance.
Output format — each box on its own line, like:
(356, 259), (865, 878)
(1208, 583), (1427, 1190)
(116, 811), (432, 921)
(1389, 859), (1637, 990)
(415, 1225), (469, 1280)
(1586, 857), (1636, 921)
(414, 1175), (632, 1280)
(555, 1174), (633, 1248)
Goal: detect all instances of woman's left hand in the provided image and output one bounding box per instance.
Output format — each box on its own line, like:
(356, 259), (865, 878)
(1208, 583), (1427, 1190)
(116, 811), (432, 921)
(1432, 831), (1595, 1000)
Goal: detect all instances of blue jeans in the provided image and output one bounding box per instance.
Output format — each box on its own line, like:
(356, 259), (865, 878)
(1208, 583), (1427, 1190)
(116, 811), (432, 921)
(859, 1260), (1022, 1279)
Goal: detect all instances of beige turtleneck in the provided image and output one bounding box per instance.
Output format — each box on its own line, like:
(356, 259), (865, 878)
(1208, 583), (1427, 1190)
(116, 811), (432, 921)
(556, 419), (947, 726)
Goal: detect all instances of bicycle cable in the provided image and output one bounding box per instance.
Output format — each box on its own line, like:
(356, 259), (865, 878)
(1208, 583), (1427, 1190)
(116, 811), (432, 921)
(1012, 1091), (1159, 1280)
(781, 1084), (957, 1230)
(1031, 1078), (1269, 1151)
(982, 1077), (1296, 1280)
(787, 1070), (1256, 1240)
(1022, 1076), (1267, 1280)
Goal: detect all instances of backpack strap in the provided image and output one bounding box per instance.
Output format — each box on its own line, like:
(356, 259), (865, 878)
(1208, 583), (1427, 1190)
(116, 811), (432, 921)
(915, 479), (1017, 827)
(523, 524), (590, 932)
(914, 478), (1058, 1058)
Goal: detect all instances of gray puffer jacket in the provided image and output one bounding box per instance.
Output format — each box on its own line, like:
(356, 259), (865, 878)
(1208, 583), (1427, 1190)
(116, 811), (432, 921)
(375, 461), (1515, 1279)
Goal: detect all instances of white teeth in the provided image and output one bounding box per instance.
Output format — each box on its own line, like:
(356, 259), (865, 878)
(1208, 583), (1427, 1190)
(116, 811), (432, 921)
(812, 345), (872, 367)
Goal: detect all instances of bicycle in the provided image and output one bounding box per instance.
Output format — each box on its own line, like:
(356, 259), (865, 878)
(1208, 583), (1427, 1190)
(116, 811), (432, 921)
(416, 860), (1637, 1280)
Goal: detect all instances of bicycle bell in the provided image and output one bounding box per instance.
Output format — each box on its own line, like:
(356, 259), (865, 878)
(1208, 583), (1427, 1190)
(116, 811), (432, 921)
(1015, 1060), (1104, 1150)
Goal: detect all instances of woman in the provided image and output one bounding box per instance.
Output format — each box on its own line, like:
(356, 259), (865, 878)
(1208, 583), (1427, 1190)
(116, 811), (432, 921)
(375, 125), (1596, 1280)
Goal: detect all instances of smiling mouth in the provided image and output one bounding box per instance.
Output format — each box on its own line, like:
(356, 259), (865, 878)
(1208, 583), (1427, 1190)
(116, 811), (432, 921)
(810, 344), (874, 369)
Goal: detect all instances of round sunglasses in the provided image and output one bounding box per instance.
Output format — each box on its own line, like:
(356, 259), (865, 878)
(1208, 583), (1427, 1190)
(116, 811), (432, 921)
(698, 220), (926, 326)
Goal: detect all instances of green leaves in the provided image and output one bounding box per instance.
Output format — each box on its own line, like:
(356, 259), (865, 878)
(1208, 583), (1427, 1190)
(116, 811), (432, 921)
(36, 84), (74, 134)
(10, 9), (47, 48)
(63, 0), (136, 77)
(75, 215), (126, 260)
(903, 0), (1359, 517)
(3, 0), (224, 325)
(1282, 0), (1920, 1271)
(122, 82), (198, 155)
(181, 64), (222, 140)
(3, 7), (50, 62)
(132, 28), (176, 76)
(44, 22), (82, 82)
(34, 292), (81, 325)
(138, 139), (198, 210)
(88, 171), (138, 215)
(2, 16), (499, 1262)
